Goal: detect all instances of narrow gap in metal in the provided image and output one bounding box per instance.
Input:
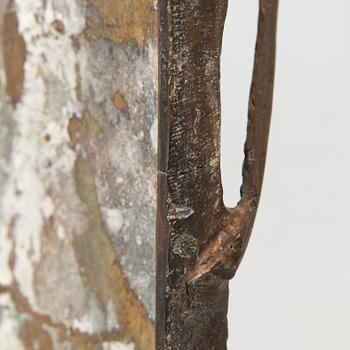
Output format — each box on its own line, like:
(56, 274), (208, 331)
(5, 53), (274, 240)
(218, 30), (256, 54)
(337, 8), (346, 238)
(220, 0), (259, 208)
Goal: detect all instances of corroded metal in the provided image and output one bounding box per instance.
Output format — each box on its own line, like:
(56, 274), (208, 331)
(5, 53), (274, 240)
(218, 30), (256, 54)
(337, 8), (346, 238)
(0, 1), (157, 349)
(158, 0), (278, 349)
(1, 0), (278, 348)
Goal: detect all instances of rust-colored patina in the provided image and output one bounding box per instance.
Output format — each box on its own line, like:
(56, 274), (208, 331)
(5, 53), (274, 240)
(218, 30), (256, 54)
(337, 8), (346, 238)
(2, 9), (25, 106)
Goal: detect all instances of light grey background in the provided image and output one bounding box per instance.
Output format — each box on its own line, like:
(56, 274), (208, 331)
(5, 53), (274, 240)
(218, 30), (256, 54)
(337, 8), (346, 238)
(221, 1), (350, 349)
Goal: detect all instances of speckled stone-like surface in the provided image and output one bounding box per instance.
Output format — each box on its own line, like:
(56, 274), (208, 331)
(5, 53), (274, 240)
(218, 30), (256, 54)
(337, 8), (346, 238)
(0, 1), (157, 349)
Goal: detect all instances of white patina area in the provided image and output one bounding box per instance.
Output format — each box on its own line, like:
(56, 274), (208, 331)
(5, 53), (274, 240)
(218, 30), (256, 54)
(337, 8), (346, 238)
(150, 117), (158, 154)
(102, 341), (135, 350)
(106, 300), (119, 332)
(0, 0), (118, 337)
(0, 0), (157, 345)
(0, 294), (25, 350)
(101, 207), (124, 235)
(0, 0), (85, 307)
(86, 38), (158, 319)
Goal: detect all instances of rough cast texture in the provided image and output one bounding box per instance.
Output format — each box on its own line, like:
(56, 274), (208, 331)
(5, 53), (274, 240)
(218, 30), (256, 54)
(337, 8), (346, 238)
(0, 1), (157, 349)
(158, 0), (278, 349)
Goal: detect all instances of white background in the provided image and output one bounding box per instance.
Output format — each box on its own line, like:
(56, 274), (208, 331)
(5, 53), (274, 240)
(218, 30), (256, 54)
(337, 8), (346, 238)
(221, 1), (350, 349)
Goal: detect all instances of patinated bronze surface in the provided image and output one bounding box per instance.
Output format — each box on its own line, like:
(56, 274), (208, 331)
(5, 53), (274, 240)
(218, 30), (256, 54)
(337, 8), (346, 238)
(0, 1), (157, 349)
(0, 0), (277, 348)
(157, 0), (278, 348)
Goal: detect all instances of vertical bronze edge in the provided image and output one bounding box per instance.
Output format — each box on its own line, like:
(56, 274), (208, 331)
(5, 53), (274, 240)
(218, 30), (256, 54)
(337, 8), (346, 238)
(156, 0), (169, 348)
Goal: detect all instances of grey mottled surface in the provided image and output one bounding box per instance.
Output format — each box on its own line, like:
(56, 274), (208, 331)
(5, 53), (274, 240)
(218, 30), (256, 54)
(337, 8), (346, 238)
(0, 0), (157, 348)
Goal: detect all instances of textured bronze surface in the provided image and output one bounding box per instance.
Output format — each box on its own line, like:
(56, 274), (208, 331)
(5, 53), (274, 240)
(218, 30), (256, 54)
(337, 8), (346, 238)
(157, 0), (278, 348)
